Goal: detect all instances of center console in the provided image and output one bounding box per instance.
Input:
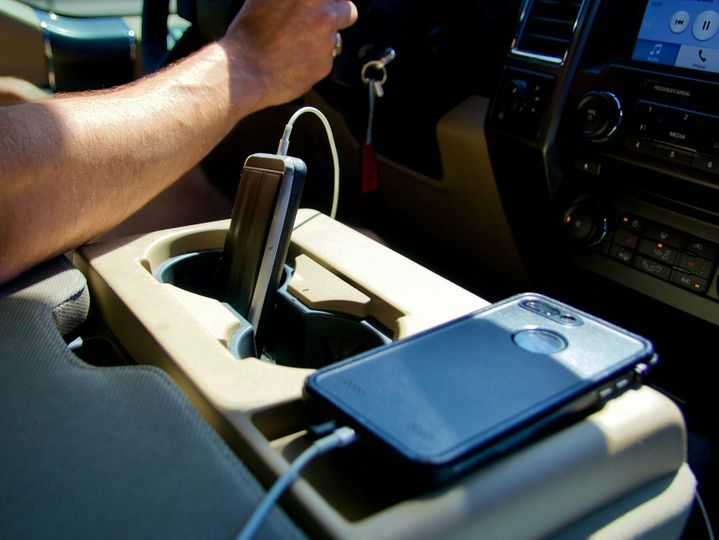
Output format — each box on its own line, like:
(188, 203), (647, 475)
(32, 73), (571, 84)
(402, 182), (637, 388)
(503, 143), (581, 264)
(74, 209), (693, 539)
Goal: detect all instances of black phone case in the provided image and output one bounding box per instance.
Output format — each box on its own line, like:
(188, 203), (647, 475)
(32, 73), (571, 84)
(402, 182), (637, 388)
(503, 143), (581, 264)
(304, 293), (656, 487)
(223, 153), (306, 332)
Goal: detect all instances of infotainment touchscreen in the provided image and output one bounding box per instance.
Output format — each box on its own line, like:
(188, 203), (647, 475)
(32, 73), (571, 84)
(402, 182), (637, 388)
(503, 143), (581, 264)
(632, 0), (719, 75)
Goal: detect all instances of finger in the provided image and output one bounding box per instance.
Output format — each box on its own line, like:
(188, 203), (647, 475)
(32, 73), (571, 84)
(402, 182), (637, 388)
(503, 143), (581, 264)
(335, 0), (358, 30)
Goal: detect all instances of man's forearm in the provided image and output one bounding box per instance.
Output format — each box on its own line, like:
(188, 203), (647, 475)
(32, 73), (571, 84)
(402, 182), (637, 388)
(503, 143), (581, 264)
(0, 43), (258, 283)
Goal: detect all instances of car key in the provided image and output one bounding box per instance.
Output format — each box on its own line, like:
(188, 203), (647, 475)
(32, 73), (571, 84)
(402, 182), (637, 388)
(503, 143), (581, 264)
(360, 49), (396, 194)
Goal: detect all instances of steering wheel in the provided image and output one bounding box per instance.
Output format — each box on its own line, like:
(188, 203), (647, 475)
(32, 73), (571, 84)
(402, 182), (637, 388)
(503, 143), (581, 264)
(141, 0), (245, 73)
(141, 0), (173, 73)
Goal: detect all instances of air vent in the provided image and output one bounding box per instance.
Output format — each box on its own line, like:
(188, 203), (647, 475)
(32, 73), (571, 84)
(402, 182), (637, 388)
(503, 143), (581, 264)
(513, 0), (584, 64)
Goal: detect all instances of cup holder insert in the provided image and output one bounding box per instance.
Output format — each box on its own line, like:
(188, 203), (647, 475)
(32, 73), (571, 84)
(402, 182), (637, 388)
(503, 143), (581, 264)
(155, 249), (225, 299)
(155, 250), (391, 368)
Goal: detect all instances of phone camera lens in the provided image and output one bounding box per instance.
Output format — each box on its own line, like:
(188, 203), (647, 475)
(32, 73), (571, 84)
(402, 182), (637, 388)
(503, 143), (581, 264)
(557, 313), (583, 326)
(513, 329), (568, 353)
(522, 300), (559, 316)
(521, 299), (583, 326)
(538, 303), (561, 317)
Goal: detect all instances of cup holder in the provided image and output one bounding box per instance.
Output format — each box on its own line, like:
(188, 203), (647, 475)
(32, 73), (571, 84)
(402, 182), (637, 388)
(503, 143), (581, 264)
(155, 250), (391, 368)
(155, 249), (225, 299)
(265, 279), (391, 369)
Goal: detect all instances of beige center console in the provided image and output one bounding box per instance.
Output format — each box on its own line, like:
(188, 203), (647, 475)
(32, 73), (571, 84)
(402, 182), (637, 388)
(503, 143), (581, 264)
(75, 209), (696, 539)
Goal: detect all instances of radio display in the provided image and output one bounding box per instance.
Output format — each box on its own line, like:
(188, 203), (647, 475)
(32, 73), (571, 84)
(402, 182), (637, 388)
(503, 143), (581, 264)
(632, 0), (719, 75)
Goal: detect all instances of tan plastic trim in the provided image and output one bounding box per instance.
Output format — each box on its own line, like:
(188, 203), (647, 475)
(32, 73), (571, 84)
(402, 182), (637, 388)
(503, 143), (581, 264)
(290, 211), (490, 337)
(76, 210), (489, 413)
(288, 254), (372, 319)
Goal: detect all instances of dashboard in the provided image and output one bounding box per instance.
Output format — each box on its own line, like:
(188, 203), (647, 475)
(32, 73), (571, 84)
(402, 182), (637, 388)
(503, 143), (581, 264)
(481, 0), (719, 426)
(300, 0), (719, 441)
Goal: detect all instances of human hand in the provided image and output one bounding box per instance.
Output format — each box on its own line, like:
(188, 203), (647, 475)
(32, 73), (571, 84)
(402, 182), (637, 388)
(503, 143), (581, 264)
(221, 0), (357, 109)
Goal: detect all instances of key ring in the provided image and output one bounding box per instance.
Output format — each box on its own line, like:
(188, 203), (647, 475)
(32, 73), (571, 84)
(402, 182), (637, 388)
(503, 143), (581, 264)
(332, 32), (343, 58)
(361, 61), (388, 85)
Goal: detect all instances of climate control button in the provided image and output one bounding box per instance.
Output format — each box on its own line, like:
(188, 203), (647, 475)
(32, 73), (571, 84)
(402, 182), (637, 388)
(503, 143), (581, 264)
(634, 256), (671, 280)
(645, 223), (685, 248)
(676, 253), (713, 278)
(638, 239), (678, 266)
(671, 270), (708, 293)
(685, 237), (717, 260)
(617, 212), (645, 233)
(613, 228), (639, 249)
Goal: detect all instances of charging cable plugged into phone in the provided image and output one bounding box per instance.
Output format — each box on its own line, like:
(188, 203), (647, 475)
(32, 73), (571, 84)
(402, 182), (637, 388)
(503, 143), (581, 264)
(277, 106), (341, 220)
(235, 426), (358, 540)
(222, 106), (341, 342)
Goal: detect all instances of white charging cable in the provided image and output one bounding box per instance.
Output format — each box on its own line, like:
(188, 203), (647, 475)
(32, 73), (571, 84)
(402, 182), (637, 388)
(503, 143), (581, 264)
(277, 106), (340, 219)
(696, 489), (716, 540)
(235, 426), (357, 540)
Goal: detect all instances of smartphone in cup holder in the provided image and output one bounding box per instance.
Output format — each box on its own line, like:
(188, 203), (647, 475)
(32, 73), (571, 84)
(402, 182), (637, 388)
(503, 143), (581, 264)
(223, 153), (306, 334)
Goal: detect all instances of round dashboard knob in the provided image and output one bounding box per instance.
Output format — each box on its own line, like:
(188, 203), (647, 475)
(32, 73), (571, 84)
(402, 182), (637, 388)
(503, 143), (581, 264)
(576, 91), (622, 142)
(563, 202), (608, 248)
(498, 79), (529, 117)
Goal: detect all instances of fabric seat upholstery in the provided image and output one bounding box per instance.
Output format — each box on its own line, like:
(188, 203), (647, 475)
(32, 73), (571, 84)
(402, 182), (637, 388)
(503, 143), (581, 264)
(0, 257), (304, 539)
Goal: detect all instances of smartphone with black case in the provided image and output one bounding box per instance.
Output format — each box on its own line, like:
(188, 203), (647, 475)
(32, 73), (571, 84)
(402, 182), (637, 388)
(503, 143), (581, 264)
(304, 293), (657, 487)
(223, 153), (306, 333)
